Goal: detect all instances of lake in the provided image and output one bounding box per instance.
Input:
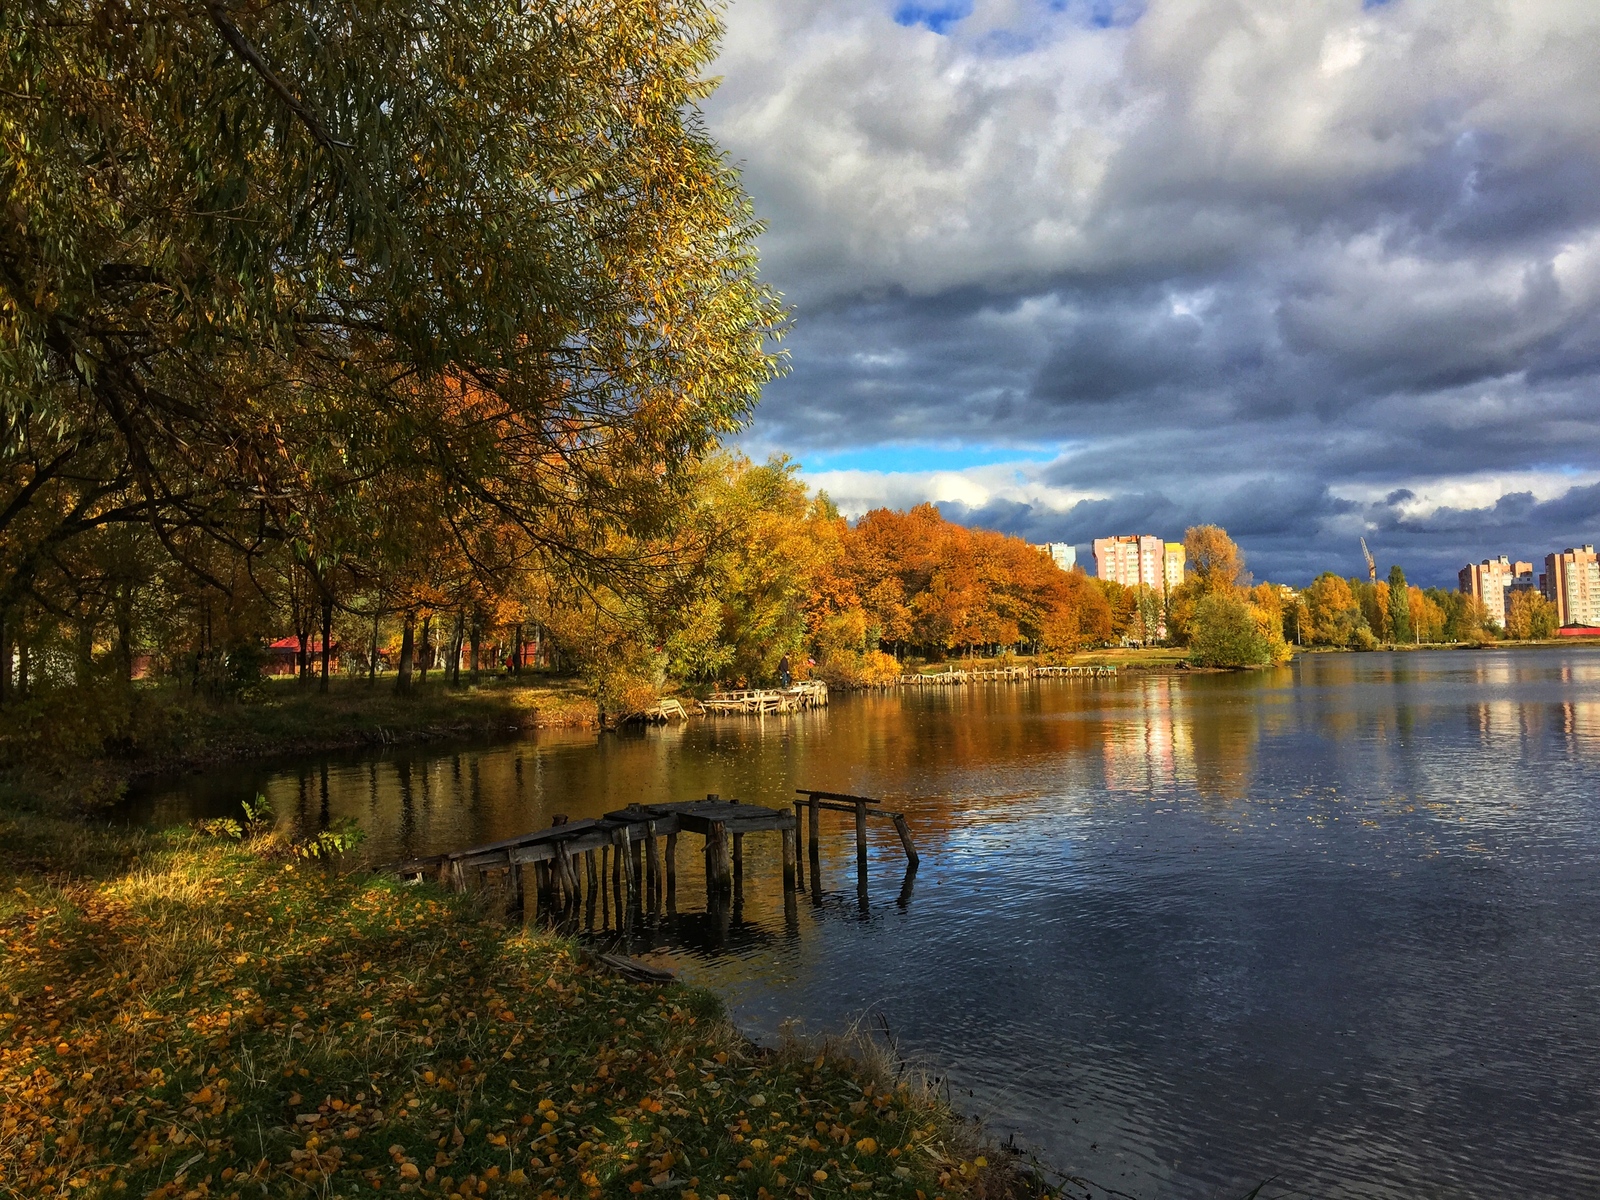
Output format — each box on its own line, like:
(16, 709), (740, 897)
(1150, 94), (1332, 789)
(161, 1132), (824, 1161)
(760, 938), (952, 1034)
(132, 647), (1600, 1199)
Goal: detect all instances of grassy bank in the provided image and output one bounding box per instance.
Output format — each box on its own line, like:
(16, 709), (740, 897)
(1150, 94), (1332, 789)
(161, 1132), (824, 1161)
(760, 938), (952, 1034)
(0, 676), (598, 813)
(0, 816), (1041, 1200)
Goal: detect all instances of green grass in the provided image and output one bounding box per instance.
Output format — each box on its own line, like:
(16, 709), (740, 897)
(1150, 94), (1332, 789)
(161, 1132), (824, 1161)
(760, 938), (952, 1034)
(0, 816), (1042, 1200)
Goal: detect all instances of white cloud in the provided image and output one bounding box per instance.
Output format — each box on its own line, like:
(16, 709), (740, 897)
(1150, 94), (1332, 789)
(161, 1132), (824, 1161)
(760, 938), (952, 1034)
(802, 459), (1104, 519)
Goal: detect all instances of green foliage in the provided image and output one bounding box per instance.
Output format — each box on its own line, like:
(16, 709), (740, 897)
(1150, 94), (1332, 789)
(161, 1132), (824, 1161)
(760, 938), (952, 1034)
(1387, 566), (1413, 643)
(1, 0), (784, 723)
(1188, 592), (1273, 668)
(289, 818), (366, 860)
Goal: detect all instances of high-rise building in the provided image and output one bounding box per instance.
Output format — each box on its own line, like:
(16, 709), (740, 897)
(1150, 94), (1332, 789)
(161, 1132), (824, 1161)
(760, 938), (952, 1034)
(1164, 543), (1186, 593)
(1543, 546), (1600, 628)
(1458, 556), (1533, 628)
(1033, 542), (1077, 572)
(1094, 535), (1171, 594)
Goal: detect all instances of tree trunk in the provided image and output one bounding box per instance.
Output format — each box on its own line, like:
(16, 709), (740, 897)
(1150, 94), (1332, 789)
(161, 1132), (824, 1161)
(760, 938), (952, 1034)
(19, 636), (30, 699)
(319, 594), (333, 693)
(368, 609), (380, 684)
(418, 615), (431, 683)
(114, 581), (134, 683)
(395, 615), (415, 695)
(512, 623), (523, 677)
(0, 607), (8, 706)
(449, 612), (464, 687)
(469, 618), (481, 686)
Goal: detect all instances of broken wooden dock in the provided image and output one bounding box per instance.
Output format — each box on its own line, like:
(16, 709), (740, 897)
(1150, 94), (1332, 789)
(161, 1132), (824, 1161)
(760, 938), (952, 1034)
(700, 680), (828, 716)
(394, 786), (917, 918)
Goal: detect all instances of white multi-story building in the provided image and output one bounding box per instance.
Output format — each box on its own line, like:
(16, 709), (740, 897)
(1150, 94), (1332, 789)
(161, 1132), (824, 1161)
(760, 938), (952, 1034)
(1459, 556), (1534, 628)
(1033, 542), (1077, 572)
(1544, 546), (1600, 627)
(1163, 542), (1186, 593)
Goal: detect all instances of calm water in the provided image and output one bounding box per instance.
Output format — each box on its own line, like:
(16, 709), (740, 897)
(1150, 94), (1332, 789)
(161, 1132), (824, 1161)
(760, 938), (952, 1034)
(132, 648), (1600, 1199)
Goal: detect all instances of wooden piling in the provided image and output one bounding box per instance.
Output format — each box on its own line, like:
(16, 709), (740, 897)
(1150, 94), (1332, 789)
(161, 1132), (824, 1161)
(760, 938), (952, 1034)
(664, 832), (677, 898)
(808, 793), (820, 861)
(892, 813), (920, 868)
(732, 832), (744, 891)
(854, 798), (869, 875)
(645, 821), (661, 898)
(792, 801), (806, 888)
(586, 849), (599, 896)
(705, 820), (730, 894)
(781, 825), (797, 890)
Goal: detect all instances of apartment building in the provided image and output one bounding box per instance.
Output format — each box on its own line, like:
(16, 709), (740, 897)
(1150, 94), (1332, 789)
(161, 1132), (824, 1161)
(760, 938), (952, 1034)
(1033, 542), (1077, 572)
(1543, 546), (1600, 628)
(1094, 535), (1169, 593)
(1164, 543), (1186, 593)
(1458, 556), (1534, 628)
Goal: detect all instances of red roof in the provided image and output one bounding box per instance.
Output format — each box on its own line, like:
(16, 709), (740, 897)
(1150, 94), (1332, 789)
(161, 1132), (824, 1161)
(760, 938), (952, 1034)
(1557, 625), (1600, 637)
(269, 636), (337, 652)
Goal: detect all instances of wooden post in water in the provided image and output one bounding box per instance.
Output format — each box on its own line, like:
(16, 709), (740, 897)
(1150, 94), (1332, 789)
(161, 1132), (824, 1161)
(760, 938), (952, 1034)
(705, 820), (731, 896)
(854, 798), (869, 876)
(617, 825), (637, 900)
(586, 849), (599, 897)
(645, 821), (661, 900)
(892, 813), (920, 868)
(664, 832), (677, 901)
(791, 801), (806, 889)
(781, 824), (797, 891)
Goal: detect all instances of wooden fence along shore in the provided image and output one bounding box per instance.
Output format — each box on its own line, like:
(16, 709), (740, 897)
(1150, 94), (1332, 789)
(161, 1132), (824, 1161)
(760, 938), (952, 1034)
(394, 788), (918, 923)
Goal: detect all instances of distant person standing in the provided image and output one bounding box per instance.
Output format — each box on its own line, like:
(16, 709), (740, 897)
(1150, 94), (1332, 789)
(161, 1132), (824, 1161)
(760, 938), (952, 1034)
(777, 654), (792, 687)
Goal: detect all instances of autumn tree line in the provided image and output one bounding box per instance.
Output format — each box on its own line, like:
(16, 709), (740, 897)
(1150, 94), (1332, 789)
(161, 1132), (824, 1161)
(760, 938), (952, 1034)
(0, 0), (1562, 754)
(0, 1), (784, 733)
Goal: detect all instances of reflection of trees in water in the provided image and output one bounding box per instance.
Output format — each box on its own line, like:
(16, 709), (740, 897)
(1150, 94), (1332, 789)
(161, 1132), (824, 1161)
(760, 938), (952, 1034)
(1177, 675), (1261, 804)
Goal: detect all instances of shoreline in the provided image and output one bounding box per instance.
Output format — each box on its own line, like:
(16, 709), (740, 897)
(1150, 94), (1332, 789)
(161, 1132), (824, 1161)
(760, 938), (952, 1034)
(0, 813), (1048, 1199)
(12, 639), (1595, 812)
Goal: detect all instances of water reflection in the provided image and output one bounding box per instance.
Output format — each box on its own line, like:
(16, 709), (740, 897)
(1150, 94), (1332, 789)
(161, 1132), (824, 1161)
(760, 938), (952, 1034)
(131, 648), (1600, 1200)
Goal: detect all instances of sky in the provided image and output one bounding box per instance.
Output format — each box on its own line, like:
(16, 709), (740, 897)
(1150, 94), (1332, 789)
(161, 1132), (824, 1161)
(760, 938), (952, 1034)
(702, 0), (1600, 587)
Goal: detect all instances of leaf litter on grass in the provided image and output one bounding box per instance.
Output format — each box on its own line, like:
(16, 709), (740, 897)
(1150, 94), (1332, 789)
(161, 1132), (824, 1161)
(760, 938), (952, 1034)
(0, 827), (1045, 1199)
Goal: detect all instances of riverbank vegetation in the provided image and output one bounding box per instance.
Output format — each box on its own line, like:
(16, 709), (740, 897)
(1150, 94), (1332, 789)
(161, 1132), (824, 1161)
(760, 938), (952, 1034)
(0, 0), (1563, 789)
(0, 815), (1038, 1199)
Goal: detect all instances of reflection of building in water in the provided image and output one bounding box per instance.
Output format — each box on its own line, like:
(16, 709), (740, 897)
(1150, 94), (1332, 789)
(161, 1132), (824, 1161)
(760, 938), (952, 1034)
(1103, 676), (1178, 792)
(1559, 700), (1600, 745)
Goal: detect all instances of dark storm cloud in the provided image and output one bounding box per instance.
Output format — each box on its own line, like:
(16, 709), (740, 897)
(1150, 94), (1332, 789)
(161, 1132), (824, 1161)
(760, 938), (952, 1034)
(708, 0), (1600, 586)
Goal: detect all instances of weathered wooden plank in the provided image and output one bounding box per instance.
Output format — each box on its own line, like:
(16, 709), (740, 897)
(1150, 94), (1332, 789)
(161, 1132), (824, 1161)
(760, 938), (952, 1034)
(796, 788), (882, 805)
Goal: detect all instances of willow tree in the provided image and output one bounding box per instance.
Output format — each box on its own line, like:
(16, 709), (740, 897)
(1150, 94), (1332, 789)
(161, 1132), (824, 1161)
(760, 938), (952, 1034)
(0, 0), (783, 630)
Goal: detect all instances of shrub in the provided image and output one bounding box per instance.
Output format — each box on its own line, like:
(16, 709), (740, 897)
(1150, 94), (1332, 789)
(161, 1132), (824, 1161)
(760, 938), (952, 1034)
(1188, 593), (1272, 668)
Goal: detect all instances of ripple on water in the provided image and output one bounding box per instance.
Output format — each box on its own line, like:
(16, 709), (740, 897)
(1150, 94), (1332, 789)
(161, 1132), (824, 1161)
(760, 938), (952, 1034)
(129, 648), (1600, 1199)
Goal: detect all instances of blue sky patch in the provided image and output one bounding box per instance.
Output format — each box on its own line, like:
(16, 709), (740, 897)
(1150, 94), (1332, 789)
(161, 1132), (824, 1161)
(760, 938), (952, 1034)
(893, 1), (974, 34)
(798, 443), (1059, 474)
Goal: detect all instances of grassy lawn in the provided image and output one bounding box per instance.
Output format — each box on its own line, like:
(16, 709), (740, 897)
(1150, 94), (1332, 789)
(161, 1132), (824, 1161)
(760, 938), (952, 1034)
(0, 818), (1037, 1200)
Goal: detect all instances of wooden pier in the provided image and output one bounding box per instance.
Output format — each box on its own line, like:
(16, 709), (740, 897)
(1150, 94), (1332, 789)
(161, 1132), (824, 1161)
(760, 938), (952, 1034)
(700, 680), (828, 716)
(896, 664), (1116, 686)
(394, 786), (917, 917)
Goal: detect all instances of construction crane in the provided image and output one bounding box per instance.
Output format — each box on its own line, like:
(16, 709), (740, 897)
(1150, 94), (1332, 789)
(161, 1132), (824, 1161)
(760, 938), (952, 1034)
(1360, 537), (1377, 584)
